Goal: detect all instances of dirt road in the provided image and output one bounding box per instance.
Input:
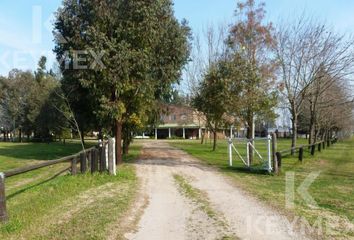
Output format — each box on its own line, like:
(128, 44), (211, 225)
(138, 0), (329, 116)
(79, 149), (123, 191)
(125, 141), (309, 240)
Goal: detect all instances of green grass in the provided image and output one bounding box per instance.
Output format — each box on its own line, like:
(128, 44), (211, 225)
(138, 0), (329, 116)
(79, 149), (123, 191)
(0, 140), (142, 239)
(174, 174), (217, 219)
(174, 174), (237, 240)
(0, 140), (95, 171)
(171, 138), (354, 239)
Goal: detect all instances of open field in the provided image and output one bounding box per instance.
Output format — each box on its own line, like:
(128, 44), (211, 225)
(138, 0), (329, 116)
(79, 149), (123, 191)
(0, 140), (142, 239)
(171, 138), (354, 239)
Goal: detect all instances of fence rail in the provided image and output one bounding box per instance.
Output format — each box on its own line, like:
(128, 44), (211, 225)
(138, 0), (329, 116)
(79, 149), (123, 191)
(0, 138), (117, 223)
(275, 138), (337, 167)
(3, 148), (92, 178)
(278, 141), (325, 155)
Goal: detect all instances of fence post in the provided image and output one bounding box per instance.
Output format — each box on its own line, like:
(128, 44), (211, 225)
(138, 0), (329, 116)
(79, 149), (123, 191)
(246, 142), (250, 168)
(318, 143), (321, 152)
(0, 172), (8, 223)
(275, 152), (282, 168)
(91, 149), (98, 173)
(80, 152), (87, 173)
(299, 147), (304, 162)
(108, 138), (116, 175)
(87, 150), (91, 169)
(105, 143), (109, 170)
(228, 138), (233, 167)
(99, 142), (106, 172)
(71, 156), (78, 175)
(267, 135), (272, 173)
(311, 144), (315, 155)
(271, 133), (278, 174)
(94, 149), (99, 173)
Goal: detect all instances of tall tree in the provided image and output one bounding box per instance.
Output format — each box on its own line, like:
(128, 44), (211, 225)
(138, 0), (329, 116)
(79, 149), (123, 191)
(227, 0), (277, 162)
(26, 57), (64, 141)
(276, 16), (354, 150)
(0, 69), (35, 141)
(54, 0), (190, 164)
(193, 61), (230, 151)
(185, 24), (228, 144)
(300, 74), (354, 141)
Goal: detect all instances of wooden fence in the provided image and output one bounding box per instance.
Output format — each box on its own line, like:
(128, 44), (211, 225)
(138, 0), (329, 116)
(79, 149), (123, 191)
(0, 138), (117, 223)
(275, 137), (338, 169)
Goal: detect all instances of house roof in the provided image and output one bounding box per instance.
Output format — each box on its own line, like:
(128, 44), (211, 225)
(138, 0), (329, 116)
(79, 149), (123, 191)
(156, 123), (202, 129)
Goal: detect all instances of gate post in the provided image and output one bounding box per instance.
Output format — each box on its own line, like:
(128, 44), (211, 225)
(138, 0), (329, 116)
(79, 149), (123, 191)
(271, 133), (278, 174)
(99, 141), (107, 172)
(0, 172), (8, 223)
(246, 142), (250, 167)
(267, 135), (272, 173)
(228, 138), (233, 167)
(108, 138), (116, 175)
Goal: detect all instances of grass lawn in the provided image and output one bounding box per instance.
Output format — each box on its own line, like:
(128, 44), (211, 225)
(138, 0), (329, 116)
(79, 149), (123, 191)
(0, 140), (142, 240)
(0, 140), (96, 171)
(171, 138), (354, 239)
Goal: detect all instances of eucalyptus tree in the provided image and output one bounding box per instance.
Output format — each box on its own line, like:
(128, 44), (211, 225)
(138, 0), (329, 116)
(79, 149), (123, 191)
(54, 0), (190, 164)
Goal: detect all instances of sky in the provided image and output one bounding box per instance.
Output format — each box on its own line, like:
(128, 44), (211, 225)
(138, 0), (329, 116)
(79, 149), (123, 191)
(1, 0), (354, 76)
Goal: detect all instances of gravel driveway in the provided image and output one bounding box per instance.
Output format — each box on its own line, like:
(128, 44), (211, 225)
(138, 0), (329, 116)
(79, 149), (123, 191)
(125, 141), (310, 240)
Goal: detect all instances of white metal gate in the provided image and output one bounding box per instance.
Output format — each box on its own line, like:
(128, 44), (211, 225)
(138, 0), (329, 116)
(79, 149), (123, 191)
(228, 135), (273, 173)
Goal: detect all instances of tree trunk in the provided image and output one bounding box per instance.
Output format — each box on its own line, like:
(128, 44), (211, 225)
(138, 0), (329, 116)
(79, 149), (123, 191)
(246, 113), (254, 165)
(123, 141), (129, 155)
(308, 121), (316, 145)
(315, 126), (319, 143)
(122, 130), (131, 156)
(98, 128), (103, 141)
(308, 100), (316, 145)
(115, 120), (123, 165)
(212, 130), (217, 151)
(201, 129), (205, 144)
(19, 128), (22, 143)
(80, 130), (85, 146)
(324, 129), (328, 143)
(291, 114), (297, 155)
